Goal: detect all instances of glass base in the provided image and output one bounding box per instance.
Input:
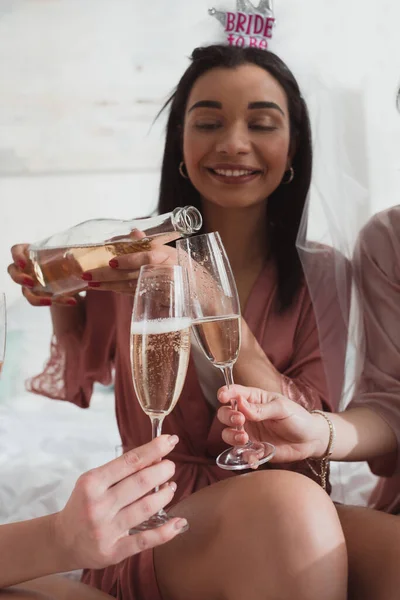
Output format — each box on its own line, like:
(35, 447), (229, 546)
(129, 510), (189, 534)
(216, 441), (276, 471)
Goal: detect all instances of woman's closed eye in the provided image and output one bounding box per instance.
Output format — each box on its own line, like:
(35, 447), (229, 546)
(250, 124), (277, 131)
(249, 119), (278, 132)
(194, 121), (222, 131)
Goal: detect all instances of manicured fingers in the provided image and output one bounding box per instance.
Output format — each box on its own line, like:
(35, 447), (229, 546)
(81, 249), (172, 283)
(217, 406), (245, 428)
(52, 295), (82, 307)
(221, 427), (249, 447)
(20, 284), (52, 307)
(93, 435), (179, 490)
(9, 265), (77, 307)
(238, 394), (292, 422)
(82, 267), (140, 284)
(7, 262), (35, 287)
(116, 482), (178, 533)
(10, 243), (30, 268)
(110, 459), (176, 513)
(218, 385), (288, 423)
(217, 384), (265, 405)
(242, 448), (265, 469)
(117, 516), (188, 558)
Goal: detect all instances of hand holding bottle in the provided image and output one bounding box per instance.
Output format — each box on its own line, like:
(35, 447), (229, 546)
(81, 241), (179, 296)
(7, 239), (180, 304)
(9, 207), (202, 301)
(7, 243), (80, 307)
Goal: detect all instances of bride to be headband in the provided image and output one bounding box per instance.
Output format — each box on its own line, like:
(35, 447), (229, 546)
(209, 0), (275, 49)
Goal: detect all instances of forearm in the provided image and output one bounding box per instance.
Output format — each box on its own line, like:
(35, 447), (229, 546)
(50, 298), (86, 339)
(234, 350), (282, 393)
(312, 407), (398, 463)
(234, 318), (282, 393)
(0, 514), (71, 588)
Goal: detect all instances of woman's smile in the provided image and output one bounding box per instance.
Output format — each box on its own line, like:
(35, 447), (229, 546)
(204, 163), (264, 185)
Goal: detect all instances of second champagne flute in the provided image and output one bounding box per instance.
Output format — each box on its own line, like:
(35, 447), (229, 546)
(129, 265), (191, 532)
(177, 232), (275, 470)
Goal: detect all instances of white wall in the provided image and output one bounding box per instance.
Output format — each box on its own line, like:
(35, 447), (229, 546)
(0, 172), (160, 303)
(1, 0), (400, 304)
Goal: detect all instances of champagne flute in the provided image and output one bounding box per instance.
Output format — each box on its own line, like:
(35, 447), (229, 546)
(129, 265), (191, 532)
(176, 232), (275, 470)
(0, 293), (6, 375)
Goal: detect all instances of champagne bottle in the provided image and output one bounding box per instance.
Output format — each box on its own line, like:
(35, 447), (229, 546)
(29, 206), (202, 297)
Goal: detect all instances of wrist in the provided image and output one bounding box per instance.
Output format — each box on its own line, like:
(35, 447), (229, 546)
(50, 511), (79, 573)
(310, 412), (332, 459)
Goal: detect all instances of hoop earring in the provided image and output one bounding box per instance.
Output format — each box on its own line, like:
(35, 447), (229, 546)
(179, 161), (189, 179)
(282, 166), (294, 185)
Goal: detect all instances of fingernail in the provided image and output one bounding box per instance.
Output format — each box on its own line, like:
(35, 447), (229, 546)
(249, 456), (260, 469)
(67, 298), (78, 306)
(109, 259), (119, 268)
(81, 272), (92, 281)
(169, 481), (177, 492)
(40, 298), (52, 306)
(17, 259), (27, 270)
(23, 277), (34, 288)
(88, 281), (101, 287)
(168, 435), (179, 446)
(174, 518), (188, 532)
(235, 434), (244, 443)
(231, 415), (239, 425)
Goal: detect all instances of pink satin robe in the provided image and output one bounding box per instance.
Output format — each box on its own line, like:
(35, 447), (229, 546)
(29, 259), (337, 599)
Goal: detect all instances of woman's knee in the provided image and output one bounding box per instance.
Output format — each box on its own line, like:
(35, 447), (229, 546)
(221, 471), (346, 569)
(156, 471), (347, 600)
(218, 471), (341, 533)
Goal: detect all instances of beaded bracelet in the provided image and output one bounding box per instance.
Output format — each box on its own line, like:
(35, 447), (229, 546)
(306, 410), (336, 491)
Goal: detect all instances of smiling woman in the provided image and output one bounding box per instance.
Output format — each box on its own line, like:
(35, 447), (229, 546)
(183, 65), (290, 208)
(8, 45), (348, 600)
(159, 45), (312, 313)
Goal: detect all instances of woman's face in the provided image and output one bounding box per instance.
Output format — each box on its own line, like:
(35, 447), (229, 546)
(183, 64), (292, 210)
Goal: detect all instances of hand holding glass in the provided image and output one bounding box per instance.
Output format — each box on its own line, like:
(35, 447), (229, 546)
(129, 265), (190, 532)
(177, 232), (275, 470)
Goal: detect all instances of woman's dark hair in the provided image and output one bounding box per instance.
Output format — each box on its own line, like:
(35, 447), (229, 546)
(157, 44), (312, 312)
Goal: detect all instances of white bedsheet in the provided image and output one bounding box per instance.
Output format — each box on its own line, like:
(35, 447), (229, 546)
(0, 387), (120, 524)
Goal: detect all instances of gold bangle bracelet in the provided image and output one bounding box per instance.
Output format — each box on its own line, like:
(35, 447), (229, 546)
(306, 410), (336, 491)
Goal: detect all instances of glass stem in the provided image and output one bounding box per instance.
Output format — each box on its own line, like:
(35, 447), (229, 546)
(149, 416), (165, 508)
(221, 365), (244, 434)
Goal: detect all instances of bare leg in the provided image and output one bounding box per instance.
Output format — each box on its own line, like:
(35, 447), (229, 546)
(337, 504), (400, 600)
(0, 575), (112, 600)
(155, 470), (348, 600)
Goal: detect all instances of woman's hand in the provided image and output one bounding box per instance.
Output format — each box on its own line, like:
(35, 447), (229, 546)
(217, 384), (330, 464)
(7, 244), (79, 307)
(53, 434), (187, 571)
(81, 245), (179, 295)
(7, 240), (178, 303)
